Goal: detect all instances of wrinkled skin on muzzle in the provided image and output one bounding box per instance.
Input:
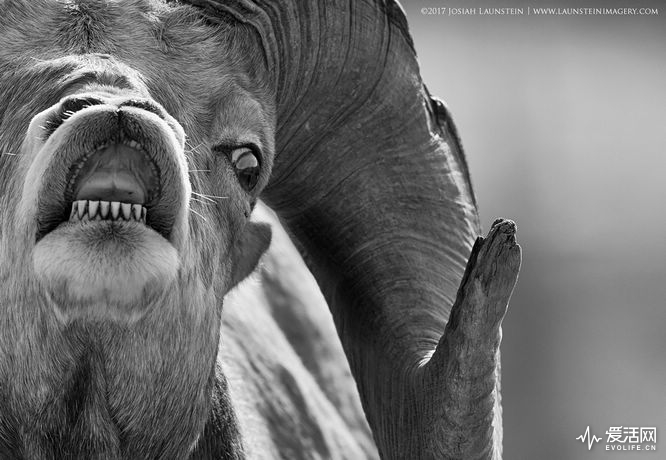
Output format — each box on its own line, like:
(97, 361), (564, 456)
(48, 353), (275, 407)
(0, 2), (274, 458)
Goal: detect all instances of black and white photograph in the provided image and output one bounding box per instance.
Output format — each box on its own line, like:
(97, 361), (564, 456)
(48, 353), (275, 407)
(0, 1), (663, 459)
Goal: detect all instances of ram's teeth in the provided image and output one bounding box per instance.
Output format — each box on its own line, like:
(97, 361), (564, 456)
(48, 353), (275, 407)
(77, 200), (87, 219)
(131, 204), (142, 221)
(110, 201), (120, 219)
(100, 201), (110, 218)
(141, 207), (147, 224)
(70, 202), (77, 220)
(88, 200), (99, 217)
(120, 203), (131, 220)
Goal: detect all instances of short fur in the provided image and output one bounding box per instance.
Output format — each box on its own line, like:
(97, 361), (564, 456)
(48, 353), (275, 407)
(0, 1), (307, 458)
(0, 1), (380, 459)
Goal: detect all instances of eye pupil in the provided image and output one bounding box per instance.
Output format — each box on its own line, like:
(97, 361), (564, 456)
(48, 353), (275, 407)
(231, 148), (260, 191)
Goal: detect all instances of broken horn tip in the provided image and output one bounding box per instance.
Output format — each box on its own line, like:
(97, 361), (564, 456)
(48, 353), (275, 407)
(491, 218), (517, 235)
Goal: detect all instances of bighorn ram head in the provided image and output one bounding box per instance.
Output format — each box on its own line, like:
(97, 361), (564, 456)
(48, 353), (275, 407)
(0, 1), (521, 458)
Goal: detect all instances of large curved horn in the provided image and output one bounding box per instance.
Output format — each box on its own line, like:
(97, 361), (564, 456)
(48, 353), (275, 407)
(185, 1), (521, 458)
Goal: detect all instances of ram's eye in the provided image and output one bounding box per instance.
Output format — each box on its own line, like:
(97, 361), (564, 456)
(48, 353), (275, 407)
(230, 147), (260, 191)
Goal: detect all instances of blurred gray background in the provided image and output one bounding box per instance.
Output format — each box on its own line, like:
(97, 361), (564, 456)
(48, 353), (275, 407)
(402, 1), (665, 458)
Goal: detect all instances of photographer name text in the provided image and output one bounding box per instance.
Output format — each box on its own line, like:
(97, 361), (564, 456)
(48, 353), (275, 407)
(421, 7), (659, 16)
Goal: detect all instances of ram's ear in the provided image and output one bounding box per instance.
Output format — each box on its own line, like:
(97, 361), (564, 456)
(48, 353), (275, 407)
(229, 222), (272, 289)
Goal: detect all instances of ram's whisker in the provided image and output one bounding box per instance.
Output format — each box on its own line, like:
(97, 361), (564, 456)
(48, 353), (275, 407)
(189, 208), (208, 223)
(190, 197), (213, 206)
(191, 192), (216, 203)
(185, 142), (206, 153)
(192, 191), (228, 201)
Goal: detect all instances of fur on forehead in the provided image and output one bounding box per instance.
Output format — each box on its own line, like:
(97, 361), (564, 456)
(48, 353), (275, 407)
(0, 0), (270, 88)
(0, 0), (275, 150)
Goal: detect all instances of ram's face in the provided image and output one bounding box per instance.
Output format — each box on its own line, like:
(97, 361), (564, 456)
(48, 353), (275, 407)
(0, 1), (275, 322)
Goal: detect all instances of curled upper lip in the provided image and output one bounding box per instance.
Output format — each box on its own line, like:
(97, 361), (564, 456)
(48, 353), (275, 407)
(64, 137), (162, 207)
(34, 105), (185, 241)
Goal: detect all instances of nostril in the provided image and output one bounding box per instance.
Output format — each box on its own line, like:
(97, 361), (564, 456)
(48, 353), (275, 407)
(41, 96), (105, 139)
(119, 99), (165, 120)
(61, 96), (104, 117)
